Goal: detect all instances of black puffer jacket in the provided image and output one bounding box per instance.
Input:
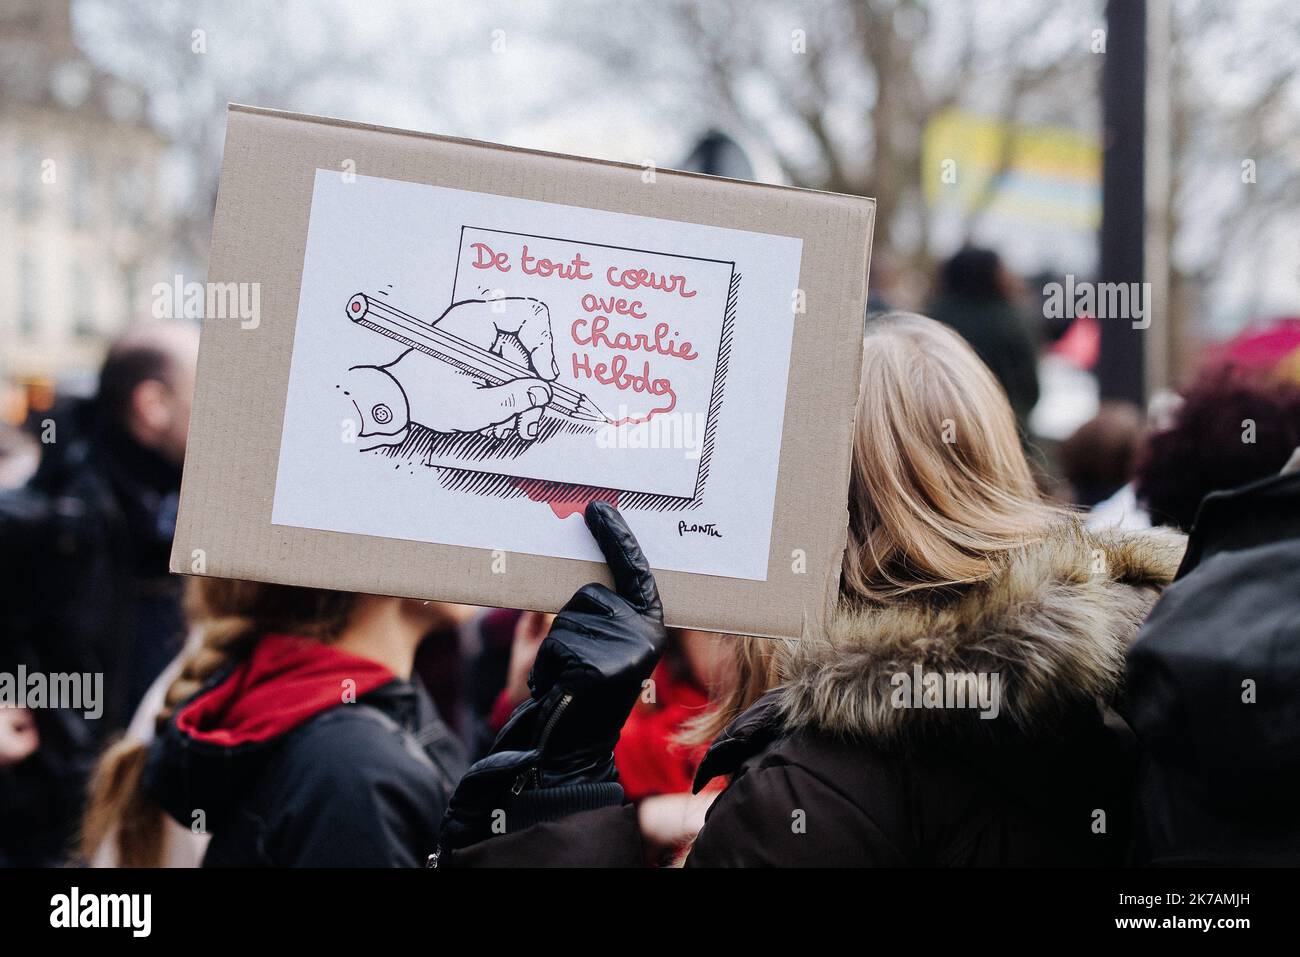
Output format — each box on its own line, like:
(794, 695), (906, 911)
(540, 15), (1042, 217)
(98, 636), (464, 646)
(145, 634), (467, 867)
(1125, 468), (1300, 866)
(450, 524), (1184, 867)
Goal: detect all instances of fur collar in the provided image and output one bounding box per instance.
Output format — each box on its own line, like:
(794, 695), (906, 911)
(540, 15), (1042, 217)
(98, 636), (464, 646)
(773, 523), (1186, 746)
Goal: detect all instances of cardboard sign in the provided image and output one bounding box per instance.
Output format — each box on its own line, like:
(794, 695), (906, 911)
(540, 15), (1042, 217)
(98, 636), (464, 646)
(172, 105), (874, 639)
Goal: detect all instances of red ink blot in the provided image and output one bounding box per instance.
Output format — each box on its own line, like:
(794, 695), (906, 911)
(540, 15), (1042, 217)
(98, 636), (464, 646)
(511, 480), (620, 519)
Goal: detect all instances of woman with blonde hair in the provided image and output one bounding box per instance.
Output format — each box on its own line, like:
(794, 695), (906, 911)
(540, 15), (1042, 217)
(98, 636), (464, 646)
(437, 313), (1186, 866)
(83, 580), (470, 867)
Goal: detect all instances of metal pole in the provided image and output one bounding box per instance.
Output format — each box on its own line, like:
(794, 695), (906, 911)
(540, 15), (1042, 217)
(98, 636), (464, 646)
(1097, 0), (1147, 405)
(1144, 0), (1173, 397)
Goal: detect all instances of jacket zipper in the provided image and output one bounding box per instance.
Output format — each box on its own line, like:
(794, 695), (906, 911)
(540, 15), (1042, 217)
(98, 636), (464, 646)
(512, 692), (573, 795)
(432, 693), (576, 867)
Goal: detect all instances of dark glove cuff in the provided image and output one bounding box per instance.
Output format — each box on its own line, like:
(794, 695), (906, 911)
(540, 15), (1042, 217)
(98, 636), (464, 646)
(507, 781), (625, 831)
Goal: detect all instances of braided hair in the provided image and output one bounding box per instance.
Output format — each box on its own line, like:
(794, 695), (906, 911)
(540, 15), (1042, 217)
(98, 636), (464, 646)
(81, 578), (358, 867)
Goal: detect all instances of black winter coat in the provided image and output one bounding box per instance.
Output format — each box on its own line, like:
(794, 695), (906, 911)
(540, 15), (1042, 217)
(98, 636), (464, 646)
(0, 407), (186, 732)
(0, 410), (185, 866)
(450, 524), (1185, 867)
(1125, 468), (1300, 866)
(145, 635), (467, 867)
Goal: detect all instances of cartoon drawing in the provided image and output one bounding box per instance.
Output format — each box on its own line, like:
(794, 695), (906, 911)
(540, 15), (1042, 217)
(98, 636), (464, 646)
(340, 294), (607, 452)
(270, 172), (803, 579)
(331, 221), (741, 515)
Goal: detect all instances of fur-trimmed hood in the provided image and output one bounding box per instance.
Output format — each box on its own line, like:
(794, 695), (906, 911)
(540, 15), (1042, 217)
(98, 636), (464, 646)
(774, 523), (1186, 746)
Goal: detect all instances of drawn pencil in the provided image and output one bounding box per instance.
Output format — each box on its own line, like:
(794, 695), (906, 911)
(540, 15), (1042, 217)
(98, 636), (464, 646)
(346, 293), (608, 425)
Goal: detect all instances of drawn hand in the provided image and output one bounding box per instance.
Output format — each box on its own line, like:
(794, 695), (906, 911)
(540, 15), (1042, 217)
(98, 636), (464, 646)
(343, 297), (560, 443)
(343, 357), (553, 443)
(433, 298), (560, 440)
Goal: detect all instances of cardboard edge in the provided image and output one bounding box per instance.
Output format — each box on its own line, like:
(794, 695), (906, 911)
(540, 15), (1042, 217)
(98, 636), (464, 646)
(226, 103), (879, 211)
(810, 199), (876, 636)
(168, 111), (245, 580)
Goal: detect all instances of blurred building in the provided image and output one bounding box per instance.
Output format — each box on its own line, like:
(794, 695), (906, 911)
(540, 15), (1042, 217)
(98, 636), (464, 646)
(0, 0), (171, 419)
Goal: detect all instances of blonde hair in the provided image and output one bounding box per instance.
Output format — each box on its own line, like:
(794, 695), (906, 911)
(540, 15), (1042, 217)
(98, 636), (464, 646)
(81, 580), (358, 867)
(845, 312), (1061, 600)
(687, 312), (1065, 742)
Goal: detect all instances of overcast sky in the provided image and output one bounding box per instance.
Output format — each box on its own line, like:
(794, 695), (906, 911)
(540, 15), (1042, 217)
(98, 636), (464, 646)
(69, 0), (1300, 335)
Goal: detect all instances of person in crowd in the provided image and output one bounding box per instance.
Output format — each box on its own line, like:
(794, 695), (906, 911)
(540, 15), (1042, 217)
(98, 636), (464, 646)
(0, 422), (39, 490)
(1125, 451), (1300, 864)
(486, 614), (726, 862)
(484, 610), (550, 738)
(2, 321), (199, 729)
(0, 320), (198, 866)
(84, 631), (210, 868)
(0, 425), (43, 865)
(616, 629), (726, 861)
(1085, 391), (1185, 532)
(82, 580), (471, 867)
(436, 313), (1185, 867)
(927, 247), (1040, 431)
(411, 603), (508, 747)
(1059, 402), (1144, 508)
(0, 705), (43, 867)
(1134, 364), (1300, 532)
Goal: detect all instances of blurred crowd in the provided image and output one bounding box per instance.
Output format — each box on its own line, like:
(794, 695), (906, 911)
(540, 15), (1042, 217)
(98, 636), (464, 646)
(2, 245), (1298, 867)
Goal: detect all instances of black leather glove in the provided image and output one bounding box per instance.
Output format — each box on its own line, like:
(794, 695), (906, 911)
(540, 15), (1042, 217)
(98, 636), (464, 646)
(436, 501), (666, 858)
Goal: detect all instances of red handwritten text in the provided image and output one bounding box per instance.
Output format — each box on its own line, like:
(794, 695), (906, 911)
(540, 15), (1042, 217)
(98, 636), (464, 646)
(606, 265), (698, 299)
(572, 352), (677, 417)
(581, 293), (647, 320)
(470, 242), (511, 272)
(570, 316), (698, 361)
(521, 245), (592, 281)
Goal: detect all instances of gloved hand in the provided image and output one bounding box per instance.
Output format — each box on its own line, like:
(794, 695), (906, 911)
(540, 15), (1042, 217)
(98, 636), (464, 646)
(437, 501), (666, 857)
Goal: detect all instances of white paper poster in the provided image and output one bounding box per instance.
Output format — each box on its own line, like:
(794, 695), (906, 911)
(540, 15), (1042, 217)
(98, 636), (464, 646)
(271, 170), (803, 580)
